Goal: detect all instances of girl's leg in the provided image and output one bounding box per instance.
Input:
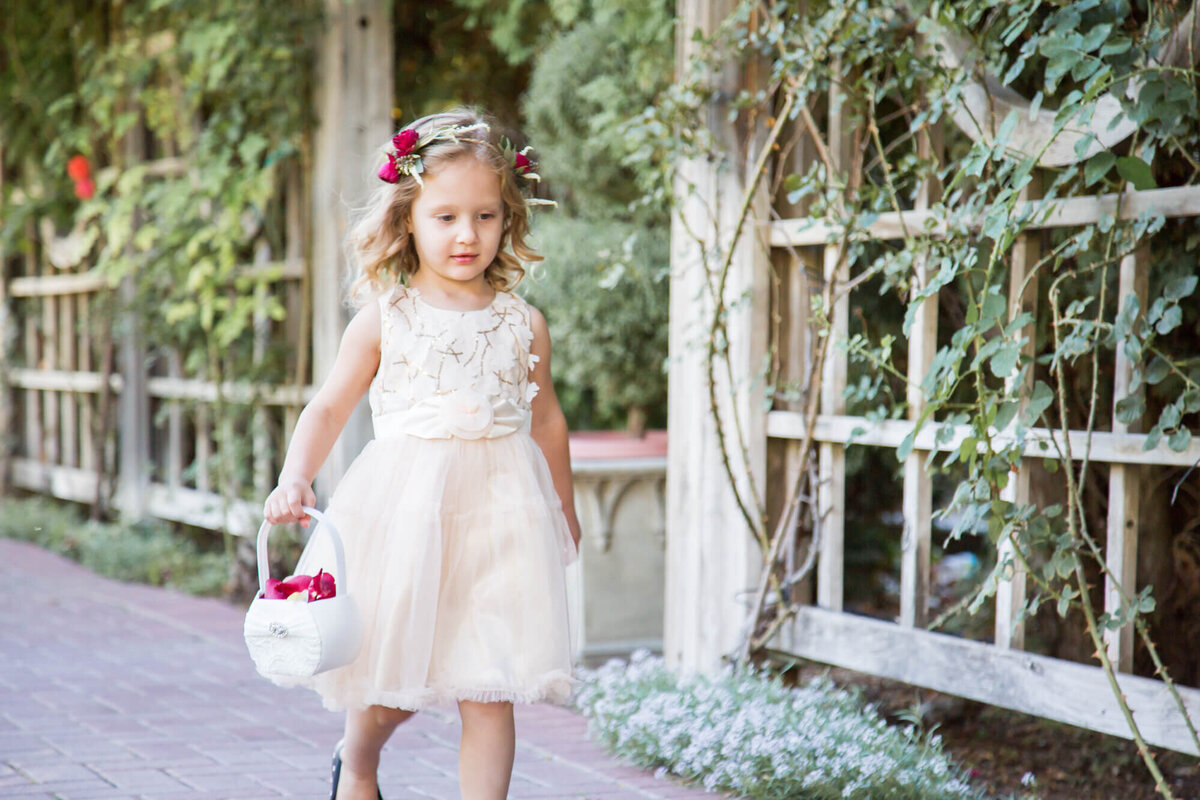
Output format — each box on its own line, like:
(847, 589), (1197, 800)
(336, 705), (416, 800)
(456, 700), (515, 800)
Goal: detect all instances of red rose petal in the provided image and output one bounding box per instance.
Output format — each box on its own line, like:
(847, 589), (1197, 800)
(309, 569), (336, 601)
(263, 578), (290, 599)
(280, 574), (312, 596)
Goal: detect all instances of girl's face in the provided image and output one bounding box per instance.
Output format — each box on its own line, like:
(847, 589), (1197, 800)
(407, 156), (505, 294)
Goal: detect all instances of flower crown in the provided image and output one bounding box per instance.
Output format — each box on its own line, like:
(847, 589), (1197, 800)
(377, 122), (552, 208)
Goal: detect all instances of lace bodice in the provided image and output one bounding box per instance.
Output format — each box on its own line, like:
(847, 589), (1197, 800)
(368, 286), (540, 440)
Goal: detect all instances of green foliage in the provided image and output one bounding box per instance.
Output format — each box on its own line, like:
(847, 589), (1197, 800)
(522, 0), (675, 222)
(521, 215), (668, 429)
(518, 0), (674, 430)
(648, 0), (1199, 777)
(574, 650), (992, 799)
(2, 1), (319, 368)
(0, 497), (228, 596)
(2, 1), (322, 524)
(394, 3), (533, 123)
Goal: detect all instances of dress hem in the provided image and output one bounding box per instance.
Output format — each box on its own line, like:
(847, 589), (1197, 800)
(263, 669), (579, 714)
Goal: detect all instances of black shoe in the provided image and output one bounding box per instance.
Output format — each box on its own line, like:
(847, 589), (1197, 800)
(329, 739), (384, 800)
(330, 739), (344, 800)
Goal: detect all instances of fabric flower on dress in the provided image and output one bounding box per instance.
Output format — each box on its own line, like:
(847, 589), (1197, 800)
(524, 382), (540, 404)
(480, 371), (502, 398)
(440, 389), (495, 439)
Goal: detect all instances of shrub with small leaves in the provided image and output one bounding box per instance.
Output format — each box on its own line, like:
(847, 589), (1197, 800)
(0, 498), (229, 597)
(573, 651), (990, 800)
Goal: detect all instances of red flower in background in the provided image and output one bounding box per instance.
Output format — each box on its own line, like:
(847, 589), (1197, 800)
(67, 156), (95, 200)
(67, 155), (91, 181)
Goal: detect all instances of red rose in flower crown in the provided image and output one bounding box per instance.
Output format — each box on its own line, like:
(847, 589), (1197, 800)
(513, 152), (532, 174)
(392, 129), (419, 155)
(377, 159), (400, 184)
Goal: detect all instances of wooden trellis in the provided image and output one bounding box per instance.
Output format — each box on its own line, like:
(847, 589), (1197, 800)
(4, 166), (312, 532)
(666, 0), (1200, 756)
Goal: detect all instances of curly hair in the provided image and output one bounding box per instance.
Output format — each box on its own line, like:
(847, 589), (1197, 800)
(347, 108), (543, 305)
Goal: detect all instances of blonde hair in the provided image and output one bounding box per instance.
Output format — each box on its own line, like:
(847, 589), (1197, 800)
(347, 108), (543, 304)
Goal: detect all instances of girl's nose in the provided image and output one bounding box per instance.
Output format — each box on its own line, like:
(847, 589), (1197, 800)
(456, 222), (477, 244)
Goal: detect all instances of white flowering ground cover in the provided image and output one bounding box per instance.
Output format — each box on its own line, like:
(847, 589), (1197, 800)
(572, 650), (1000, 800)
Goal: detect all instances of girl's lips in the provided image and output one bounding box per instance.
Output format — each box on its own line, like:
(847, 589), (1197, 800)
(452, 254), (477, 262)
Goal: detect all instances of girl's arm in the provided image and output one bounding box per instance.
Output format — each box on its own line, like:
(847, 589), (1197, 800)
(263, 301), (382, 525)
(527, 306), (582, 550)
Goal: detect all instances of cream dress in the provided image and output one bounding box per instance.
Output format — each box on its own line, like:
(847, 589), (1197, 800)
(275, 284), (578, 711)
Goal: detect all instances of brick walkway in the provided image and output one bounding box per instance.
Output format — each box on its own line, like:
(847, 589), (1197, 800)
(0, 540), (722, 800)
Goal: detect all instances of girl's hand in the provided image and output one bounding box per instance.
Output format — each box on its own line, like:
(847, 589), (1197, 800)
(263, 479), (316, 526)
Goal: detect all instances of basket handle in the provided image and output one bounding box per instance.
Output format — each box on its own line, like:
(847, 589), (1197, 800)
(255, 506), (347, 597)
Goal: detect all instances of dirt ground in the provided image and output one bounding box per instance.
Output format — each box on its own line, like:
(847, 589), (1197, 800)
(789, 664), (1200, 800)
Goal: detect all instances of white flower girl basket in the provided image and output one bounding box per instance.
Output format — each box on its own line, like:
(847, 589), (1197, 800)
(243, 506), (363, 678)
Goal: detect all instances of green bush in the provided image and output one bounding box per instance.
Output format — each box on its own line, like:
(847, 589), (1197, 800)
(573, 651), (1007, 800)
(0, 497), (228, 596)
(517, 0), (674, 431)
(522, 214), (668, 431)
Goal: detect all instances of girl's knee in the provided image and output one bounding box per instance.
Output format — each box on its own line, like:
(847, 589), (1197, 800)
(370, 704), (416, 728)
(457, 699), (513, 722)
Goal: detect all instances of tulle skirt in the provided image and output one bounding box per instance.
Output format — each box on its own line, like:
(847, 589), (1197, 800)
(270, 432), (579, 712)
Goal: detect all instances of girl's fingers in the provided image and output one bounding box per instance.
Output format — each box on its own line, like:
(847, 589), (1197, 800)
(286, 487), (310, 527)
(262, 485), (314, 526)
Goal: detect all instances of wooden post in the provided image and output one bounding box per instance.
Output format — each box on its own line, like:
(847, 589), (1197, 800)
(115, 114), (150, 520)
(116, 271), (149, 519)
(899, 125), (941, 628)
(79, 292), (95, 472)
(252, 244), (272, 499)
(664, 0), (768, 672)
(310, 0), (394, 499)
(60, 288), (77, 468)
(284, 163), (306, 447)
(1105, 244), (1146, 672)
(769, 108), (817, 611)
(995, 175), (1042, 650)
(0, 145), (9, 494)
(23, 217), (42, 470)
(817, 76), (850, 612)
(165, 350), (183, 490)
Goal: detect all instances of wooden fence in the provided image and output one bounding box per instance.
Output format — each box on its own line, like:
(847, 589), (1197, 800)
(667, 0), (1200, 756)
(0, 0), (395, 536)
(4, 162), (312, 534)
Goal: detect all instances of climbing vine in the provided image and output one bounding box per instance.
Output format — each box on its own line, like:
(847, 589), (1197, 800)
(1, 2), (322, 531)
(630, 0), (1200, 795)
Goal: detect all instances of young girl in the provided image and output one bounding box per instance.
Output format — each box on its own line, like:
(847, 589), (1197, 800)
(262, 108), (582, 800)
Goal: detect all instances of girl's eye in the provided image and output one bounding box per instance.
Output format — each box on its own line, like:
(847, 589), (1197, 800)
(479, 213), (495, 220)
(437, 215), (454, 223)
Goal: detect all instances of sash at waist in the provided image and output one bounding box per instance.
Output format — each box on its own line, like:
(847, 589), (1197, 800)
(373, 391), (530, 441)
